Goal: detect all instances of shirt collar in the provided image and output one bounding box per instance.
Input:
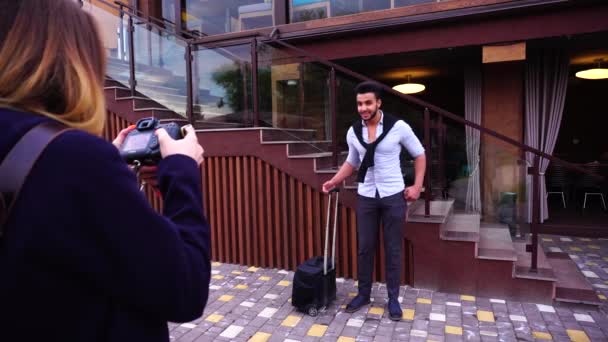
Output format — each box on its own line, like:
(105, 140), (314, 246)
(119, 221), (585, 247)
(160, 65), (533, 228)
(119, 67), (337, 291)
(362, 110), (384, 127)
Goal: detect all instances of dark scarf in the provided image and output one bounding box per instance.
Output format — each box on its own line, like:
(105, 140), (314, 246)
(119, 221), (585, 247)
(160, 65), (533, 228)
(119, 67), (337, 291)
(352, 113), (398, 183)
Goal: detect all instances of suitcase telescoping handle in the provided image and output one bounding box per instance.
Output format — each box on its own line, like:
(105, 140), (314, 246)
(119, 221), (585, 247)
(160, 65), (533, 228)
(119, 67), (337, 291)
(323, 188), (340, 275)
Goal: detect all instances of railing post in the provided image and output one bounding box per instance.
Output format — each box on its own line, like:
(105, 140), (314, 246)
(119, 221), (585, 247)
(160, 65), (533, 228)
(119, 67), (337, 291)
(185, 43), (194, 125)
(529, 155), (540, 272)
(330, 67), (338, 168)
(127, 13), (137, 97)
(251, 38), (259, 127)
(424, 108), (432, 217)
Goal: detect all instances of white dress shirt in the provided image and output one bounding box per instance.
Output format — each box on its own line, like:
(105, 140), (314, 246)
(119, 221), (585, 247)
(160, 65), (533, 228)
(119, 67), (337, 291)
(345, 112), (425, 198)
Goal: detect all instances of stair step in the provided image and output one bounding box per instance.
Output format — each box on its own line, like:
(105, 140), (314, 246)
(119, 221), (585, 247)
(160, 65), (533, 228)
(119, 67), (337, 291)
(476, 224), (516, 261)
(408, 199), (454, 223)
(513, 242), (557, 282)
(440, 213), (480, 242)
(261, 128), (317, 142)
(288, 152), (332, 159)
(287, 141), (332, 156)
(546, 255), (602, 306)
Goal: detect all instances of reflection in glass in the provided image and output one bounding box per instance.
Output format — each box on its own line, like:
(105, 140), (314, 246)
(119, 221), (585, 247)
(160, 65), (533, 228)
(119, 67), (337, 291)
(184, 0), (274, 34)
(194, 44), (253, 128)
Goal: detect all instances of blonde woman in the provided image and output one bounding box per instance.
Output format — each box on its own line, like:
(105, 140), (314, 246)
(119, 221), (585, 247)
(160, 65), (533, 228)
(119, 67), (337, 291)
(0, 1), (210, 341)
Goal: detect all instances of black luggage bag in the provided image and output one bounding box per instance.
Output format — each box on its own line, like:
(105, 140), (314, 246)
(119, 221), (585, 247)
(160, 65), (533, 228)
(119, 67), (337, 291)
(292, 189), (339, 316)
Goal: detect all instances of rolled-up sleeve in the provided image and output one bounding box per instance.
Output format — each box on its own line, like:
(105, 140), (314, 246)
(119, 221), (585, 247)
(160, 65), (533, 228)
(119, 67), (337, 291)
(398, 121), (425, 158)
(345, 127), (361, 169)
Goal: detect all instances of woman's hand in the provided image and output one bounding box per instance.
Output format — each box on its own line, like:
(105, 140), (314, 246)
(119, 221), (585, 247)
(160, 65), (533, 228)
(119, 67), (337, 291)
(156, 124), (204, 166)
(112, 125), (136, 149)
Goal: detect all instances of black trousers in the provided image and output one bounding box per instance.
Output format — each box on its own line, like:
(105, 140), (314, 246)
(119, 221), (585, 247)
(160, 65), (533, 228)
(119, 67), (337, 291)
(356, 191), (406, 299)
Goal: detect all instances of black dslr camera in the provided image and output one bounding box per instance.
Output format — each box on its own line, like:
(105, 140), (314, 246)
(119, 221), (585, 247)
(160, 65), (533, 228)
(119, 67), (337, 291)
(119, 117), (183, 165)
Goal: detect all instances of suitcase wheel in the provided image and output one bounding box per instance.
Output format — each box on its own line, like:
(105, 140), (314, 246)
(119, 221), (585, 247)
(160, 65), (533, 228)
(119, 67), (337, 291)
(306, 305), (318, 317)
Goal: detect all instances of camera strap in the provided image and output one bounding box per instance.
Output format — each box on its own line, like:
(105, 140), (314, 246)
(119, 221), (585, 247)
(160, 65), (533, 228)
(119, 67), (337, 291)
(0, 121), (73, 237)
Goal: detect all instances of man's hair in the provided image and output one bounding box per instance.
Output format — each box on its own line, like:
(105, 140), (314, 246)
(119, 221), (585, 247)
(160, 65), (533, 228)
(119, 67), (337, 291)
(355, 81), (383, 100)
(0, 0), (106, 135)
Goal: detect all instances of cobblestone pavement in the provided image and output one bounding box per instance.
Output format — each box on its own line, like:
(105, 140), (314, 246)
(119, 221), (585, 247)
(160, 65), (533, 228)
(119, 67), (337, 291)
(168, 237), (608, 342)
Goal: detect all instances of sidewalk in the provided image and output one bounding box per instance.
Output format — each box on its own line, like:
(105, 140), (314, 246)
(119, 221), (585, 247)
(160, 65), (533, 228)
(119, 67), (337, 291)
(168, 237), (608, 342)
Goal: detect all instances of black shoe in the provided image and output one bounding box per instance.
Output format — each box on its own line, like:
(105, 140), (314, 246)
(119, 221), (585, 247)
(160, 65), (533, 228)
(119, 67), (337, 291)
(345, 294), (371, 313)
(388, 297), (402, 321)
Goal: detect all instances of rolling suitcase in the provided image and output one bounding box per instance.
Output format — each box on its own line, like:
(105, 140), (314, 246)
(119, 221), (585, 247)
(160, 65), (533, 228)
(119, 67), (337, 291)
(292, 188), (339, 317)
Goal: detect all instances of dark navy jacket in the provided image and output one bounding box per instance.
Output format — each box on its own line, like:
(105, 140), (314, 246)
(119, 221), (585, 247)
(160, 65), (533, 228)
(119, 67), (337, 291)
(0, 108), (211, 341)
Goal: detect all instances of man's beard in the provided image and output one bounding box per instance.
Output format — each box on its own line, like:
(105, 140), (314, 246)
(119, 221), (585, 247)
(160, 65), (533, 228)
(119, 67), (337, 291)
(361, 107), (379, 122)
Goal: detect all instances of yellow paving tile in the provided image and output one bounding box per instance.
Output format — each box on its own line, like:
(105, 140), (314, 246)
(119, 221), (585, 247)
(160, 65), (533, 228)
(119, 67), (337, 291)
(277, 280), (290, 286)
(533, 332), (552, 340)
(307, 324), (328, 337)
(588, 245), (600, 249)
(337, 337), (356, 342)
(212, 275), (224, 280)
(445, 326), (463, 335)
(218, 295), (234, 302)
(247, 266), (259, 272)
(585, 262), (597, 266)
(248, 332), (271, 342)
(258, 276), (271, 281)
(403, 309), (415, 320)
(417, 298), (432, 304)
(235, 284), (248, 290)
(542, 238), (554, 242)
(461, 295), (476, 301)
(348, 292), (357, 297)
(368, 307), (384, 315)
(567, 329), (591, 342)
(599, 294), (607, 300)
(477, 310), (495, 322)
(569, 247), (583, 252)
(232, 271), (243, 275)
(205, 314), (224, 323)
(211, 262), (222, 267)
(281, 315), (302, 327)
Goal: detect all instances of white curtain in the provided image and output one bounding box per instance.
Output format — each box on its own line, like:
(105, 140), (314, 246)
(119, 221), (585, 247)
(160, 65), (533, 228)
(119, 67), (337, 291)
(525, 49), (569, 223)
(465, 65), (482, 213)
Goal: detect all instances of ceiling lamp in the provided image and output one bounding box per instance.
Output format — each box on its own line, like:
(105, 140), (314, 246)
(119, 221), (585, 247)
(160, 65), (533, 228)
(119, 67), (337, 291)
(392, 75), (425, 94)
(575, 59), (608, 80)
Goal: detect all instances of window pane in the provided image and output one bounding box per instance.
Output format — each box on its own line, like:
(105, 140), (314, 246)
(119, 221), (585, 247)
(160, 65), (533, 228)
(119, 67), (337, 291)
(184, 0), (274, 34)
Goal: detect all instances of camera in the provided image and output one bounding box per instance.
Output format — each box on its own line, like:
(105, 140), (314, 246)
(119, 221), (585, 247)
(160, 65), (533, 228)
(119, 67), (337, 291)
(119, 117), (184, 165)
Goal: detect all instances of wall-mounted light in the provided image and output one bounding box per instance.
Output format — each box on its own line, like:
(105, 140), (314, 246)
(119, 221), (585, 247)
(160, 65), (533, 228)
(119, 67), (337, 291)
(575, 59), (608, 80)
(392, 75), (425, 94)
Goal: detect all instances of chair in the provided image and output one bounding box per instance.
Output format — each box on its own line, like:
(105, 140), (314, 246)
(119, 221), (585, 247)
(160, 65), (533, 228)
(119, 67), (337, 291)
(580, 163), (607, 210)
(546, 162), (568, 208)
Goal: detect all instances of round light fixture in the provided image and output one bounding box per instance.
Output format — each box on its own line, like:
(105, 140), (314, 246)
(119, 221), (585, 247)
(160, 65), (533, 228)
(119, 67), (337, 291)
(392, 75), (425, 94)
(575, 59), (608, 80)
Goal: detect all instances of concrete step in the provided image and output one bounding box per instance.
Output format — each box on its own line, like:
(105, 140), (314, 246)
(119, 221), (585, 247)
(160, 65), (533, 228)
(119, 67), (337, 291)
(408, 199), (454, 224)
(476, 224), (517, 261)
(545, 253), (602, 306)
(513, 241), (557, 282)
(440, 213), (480, 243)
(261, 128), (317, 142)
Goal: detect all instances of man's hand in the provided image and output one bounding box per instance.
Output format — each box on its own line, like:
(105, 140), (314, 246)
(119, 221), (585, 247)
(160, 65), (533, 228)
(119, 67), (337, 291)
(322, 180), (337, 194)
(112, 125), (136, 149)
(404, 185), (421, 201)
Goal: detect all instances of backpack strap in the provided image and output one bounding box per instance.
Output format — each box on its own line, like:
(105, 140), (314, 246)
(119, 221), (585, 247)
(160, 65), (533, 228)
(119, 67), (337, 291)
(0, 121), (72, 236)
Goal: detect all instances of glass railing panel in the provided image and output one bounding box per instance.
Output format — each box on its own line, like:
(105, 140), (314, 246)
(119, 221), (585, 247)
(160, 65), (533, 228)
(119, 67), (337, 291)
(132, 24), (188, 118)
(81, 0), (130, 85)
(193, 43), (253, 128)
(437, 113), (530, 238)
(257, 42), (330, 141)
(183, 0), (274, 35)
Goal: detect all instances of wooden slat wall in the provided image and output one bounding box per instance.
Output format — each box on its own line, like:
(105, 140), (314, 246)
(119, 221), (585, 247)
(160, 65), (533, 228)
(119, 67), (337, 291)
(104, 111), (163, 213)
(202, 155), (411, 283)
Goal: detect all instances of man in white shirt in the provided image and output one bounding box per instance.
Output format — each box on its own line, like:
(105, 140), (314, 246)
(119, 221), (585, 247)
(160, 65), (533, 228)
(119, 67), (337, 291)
(322, 81), (426, 321)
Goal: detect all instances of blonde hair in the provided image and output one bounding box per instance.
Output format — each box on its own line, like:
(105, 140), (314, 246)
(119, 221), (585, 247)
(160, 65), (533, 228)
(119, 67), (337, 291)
(0, 0), (106, 135)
